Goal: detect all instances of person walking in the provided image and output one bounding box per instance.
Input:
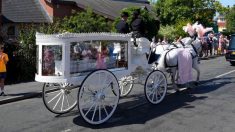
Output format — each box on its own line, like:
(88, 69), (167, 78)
(218, 34), (225, 55)
(116, 12), (130, 34)
(0, 45), (9, 96)
(212, 33), (218, 55)
(206, 33), (213, 56)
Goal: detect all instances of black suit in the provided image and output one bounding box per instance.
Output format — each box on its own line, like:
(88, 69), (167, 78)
(116, 19), (130, 33)
(130, 17), (145, 38)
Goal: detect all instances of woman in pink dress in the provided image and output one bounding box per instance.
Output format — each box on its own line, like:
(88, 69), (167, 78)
(218, 34), (225, 55)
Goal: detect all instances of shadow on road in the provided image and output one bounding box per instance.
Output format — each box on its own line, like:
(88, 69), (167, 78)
(72, 92), (206, 129)
(69, 77), (234, 129)
(192, 77), (235, 94)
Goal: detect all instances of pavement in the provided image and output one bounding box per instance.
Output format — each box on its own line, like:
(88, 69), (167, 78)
(0, 82), (44, 105)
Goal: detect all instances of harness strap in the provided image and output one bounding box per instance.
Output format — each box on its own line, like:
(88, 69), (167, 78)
(179, 40), (185, 47)
(191, 43), (198, 55)
(164, 48), (178, 68)
(190, 52), (197, 59)
(171, 43), (179, 48)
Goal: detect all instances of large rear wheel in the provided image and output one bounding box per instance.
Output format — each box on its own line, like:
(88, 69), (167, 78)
(78, 69), (120, 125)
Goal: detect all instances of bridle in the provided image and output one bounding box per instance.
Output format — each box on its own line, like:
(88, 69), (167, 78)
(190, 38), (202, 58)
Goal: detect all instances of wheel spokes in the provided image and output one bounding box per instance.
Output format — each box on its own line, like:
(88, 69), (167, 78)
(53, 93), (62, 110)
(145, 71), (167, 105)
(43, 83), (78, 114)
(78, 70), (119, 124)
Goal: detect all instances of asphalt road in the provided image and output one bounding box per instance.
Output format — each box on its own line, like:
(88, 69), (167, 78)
(0, 56), (235, 132)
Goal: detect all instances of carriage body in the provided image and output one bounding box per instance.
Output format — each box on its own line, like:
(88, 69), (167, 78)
(35, 32), (135, 85)
(35, 32), (167, 125)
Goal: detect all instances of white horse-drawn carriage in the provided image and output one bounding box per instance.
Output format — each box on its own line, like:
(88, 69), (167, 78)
(35, 22), (207, 125)
(35, 32), (168, 125)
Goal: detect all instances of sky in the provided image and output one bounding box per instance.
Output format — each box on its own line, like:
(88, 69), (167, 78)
(219, 0), (234, 7)
(152, 0), (235, 7)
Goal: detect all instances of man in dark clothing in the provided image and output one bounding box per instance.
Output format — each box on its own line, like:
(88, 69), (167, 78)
(130, 10), (145, 38)
(116, 12), (130, 34)
(207, 33), (213, 56)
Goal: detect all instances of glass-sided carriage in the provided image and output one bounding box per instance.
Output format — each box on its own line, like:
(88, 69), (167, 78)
(35, 32), (167, 125)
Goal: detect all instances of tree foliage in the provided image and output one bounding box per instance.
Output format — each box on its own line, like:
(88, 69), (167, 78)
(61, 9), (111, 33)
(213, 1), (230, 14)
(225, 5), (235, 33)
(154, 0), (217, 26)
(158, 19), (189, 42)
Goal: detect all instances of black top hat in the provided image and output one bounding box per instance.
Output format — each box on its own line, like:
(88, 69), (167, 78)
(121, 12), (129, 17)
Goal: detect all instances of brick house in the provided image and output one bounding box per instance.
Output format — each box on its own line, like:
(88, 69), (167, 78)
(217, 14), (226, 32)
(0, 0), (151, 39)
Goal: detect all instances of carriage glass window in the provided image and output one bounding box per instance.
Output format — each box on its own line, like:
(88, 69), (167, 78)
(70, 40), (128, 75)
(42, 45), (62, 76)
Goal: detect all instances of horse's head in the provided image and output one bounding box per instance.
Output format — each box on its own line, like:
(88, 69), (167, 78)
(193, 23), (213, 54)
(183, 22), (213, 55)
(191, 38), (202, 54)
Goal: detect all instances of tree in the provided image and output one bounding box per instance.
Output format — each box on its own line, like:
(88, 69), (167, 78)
(61, 9), (111, 33)
(154, 0), (217, 26)
(213, 1), (230, 15)
(225, 5), (235, 33)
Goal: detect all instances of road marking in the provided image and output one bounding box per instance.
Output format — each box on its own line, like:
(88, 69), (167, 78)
(214, 70), (235, 79)
(61, 129), (71, 132)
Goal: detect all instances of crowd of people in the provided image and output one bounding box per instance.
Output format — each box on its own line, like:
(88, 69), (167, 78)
(150, 33), (230, 58)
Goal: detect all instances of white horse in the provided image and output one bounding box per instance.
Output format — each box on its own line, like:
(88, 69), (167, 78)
(152, 22), (211, 90)
(153, 38), (202, 90)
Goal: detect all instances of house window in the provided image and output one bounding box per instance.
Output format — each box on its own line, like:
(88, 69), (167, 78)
(7, 26), (15, 36)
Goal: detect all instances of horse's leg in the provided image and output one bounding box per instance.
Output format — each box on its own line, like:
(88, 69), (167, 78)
(192, 57), (200, 85)
(170, 68), (178, 91)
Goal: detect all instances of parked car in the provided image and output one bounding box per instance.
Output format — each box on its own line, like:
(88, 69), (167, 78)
(225, 34), (235, 66)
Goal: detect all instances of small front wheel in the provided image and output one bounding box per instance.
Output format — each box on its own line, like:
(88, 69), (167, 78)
(144, 70), (167, 104)
(78, 70), (120, 125)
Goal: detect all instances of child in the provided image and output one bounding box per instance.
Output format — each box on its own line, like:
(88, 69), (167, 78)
(0, 45), (9, 96)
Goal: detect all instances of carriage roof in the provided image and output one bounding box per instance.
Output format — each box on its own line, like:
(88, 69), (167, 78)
(36, 32), (132, 45)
